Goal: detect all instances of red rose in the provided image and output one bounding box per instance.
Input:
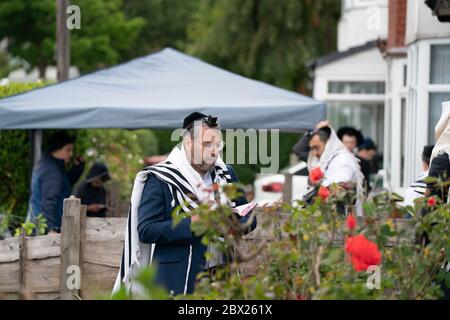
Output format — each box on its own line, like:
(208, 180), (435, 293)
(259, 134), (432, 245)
(318, 186), (330, 200)
(345, 234), (382, 272)
(346, 214), (357, 231)
(309, 167), (324, 183)
(427, 196), (437, 207)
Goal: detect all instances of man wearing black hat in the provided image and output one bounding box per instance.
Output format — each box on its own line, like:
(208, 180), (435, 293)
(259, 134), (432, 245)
(114, 112), (256, 296)
(337, 126), (364, 153)
(27, 130), (85, 234)
(74, 162), (111, 217)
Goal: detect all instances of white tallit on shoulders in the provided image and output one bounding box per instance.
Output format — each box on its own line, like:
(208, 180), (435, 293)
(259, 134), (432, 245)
(307, 127), (365, 214)
(112, 143), (233, 296)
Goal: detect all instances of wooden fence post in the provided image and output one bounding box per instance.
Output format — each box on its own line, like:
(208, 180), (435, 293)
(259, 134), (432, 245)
(79, 204), (86, 299)
(108, 181), (128, 217)
(283, 173), (293, 206)
(18, 231), (29, 299)
(108, 181), (119, 217)
(59, 196), (81, 300)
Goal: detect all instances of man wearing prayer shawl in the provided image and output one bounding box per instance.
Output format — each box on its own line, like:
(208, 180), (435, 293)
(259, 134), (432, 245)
(113, 112), (257, 296)
(293, 120), (365, 214)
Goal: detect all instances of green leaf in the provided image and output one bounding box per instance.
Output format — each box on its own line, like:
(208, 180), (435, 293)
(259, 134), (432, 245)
(446, 272), (450, 288)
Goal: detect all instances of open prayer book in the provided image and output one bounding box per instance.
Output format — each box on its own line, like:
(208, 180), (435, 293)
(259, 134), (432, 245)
(232, 202), (257, 217)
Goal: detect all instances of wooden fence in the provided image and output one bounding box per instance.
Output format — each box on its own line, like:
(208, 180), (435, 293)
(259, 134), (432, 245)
(0, 203), (286, 299)
(0, 197), (126, 300)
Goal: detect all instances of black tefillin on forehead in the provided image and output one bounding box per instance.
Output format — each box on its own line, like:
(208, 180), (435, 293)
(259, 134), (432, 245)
(205, 115), (218, 127)
(182, 112), (219, 131)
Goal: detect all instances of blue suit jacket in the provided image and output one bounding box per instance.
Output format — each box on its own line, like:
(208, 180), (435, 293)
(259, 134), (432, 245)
(27, 153), (84, 232)
(137, 165), (256, 295)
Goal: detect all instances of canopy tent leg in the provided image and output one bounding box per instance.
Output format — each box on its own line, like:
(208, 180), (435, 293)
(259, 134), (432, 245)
(29, 129), (42, 172)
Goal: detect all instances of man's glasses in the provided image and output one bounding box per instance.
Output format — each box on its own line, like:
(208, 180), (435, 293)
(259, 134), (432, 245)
(202, 141), (225, 151)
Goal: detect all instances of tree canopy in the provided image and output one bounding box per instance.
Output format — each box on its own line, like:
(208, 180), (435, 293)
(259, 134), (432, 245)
(0, 0), (340, 91)
(0, 0), (145, 76)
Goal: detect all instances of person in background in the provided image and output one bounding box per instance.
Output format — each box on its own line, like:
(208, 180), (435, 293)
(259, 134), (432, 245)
(356, 138), (378, 192)
(337, 126), (364, 154)
(293, 121), (365, 213)
(74, 162), (111, 217)
(400, 145), (434, 208)
(27, 130), (85, 234)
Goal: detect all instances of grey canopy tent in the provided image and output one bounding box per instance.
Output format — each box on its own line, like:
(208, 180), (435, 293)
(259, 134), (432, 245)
(0, 48), (325, 131)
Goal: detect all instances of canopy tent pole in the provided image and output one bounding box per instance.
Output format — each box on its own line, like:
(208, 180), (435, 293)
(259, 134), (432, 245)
(26, 1), (69, 178)
(29, 130), (42, 171)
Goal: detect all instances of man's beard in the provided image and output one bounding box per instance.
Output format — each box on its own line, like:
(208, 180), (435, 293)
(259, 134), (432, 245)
(187, 146), (218, 172)
(192, 156), (217, 172)
(199, 158), (216, 170)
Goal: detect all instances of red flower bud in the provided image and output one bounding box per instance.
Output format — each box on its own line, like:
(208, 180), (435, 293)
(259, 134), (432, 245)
(346, 214), (357, 231)
(427, 196), (437, 207)
(309, 167), (324, 183)
(318, 186), (330, 200)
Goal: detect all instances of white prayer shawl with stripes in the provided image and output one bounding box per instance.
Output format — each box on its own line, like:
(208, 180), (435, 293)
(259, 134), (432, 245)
(400, 171), (428, 208)
(112, 143), (233, 296)
(307, 127), (365, 215)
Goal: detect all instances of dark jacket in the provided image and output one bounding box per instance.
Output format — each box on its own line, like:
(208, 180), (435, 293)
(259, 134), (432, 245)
(74, 182), (107, 217)
(427, 151), (450, 201)
(292, 130), (313, 162)
(74, 162), (110, 217)
(27, 153), (84, 232)
(137, 165), (256, 295)
(357, 155), (372, 193)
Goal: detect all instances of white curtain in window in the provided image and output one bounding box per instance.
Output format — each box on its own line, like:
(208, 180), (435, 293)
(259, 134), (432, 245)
(430, 45), (450, 84)
(428, 93), (450, 144)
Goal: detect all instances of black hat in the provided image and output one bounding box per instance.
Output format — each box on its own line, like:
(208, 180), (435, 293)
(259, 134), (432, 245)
(358, 138), (377, 151)
(86, 162), (111, 183)
(337, 126), (364, 146)
(46, 130), (76, 153)
(183, 112), (218, 130)
(422, 145), (434, 164)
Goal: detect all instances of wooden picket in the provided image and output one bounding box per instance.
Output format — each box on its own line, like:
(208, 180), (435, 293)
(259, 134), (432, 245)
(0, 197), (126, 300)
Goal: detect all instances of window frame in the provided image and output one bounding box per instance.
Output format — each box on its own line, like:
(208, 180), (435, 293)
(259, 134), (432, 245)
(327, 80), (386, 94)
(425, 41), (450, 143)
(406, 38), (450, 186)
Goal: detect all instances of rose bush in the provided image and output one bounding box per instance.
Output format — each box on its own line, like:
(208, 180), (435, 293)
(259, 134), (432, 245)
(112, 180), (449, 300)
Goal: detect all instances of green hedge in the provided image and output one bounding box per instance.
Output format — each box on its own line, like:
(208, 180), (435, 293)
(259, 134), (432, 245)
(0, 83), (48, 226)
(0, 83), (158, 235)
